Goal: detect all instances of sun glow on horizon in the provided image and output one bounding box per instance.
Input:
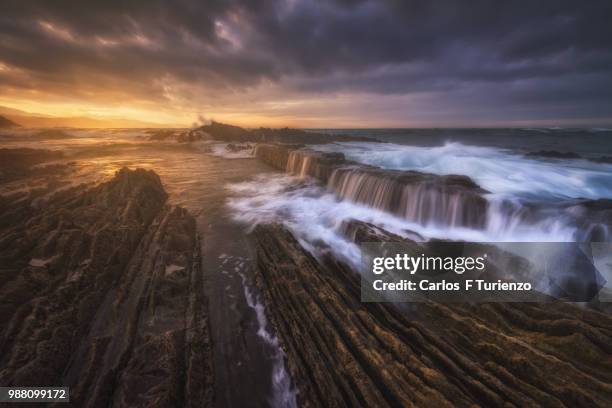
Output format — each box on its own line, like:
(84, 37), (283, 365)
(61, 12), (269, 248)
(0, 93), (387, 128)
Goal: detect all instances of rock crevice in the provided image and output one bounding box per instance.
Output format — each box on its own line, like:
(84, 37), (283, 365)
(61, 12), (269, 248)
(0, 167), (213, 407)
(250, 222), (612, 407)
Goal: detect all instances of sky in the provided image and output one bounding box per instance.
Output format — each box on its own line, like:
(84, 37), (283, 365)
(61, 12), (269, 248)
(0, 0), (611, 128)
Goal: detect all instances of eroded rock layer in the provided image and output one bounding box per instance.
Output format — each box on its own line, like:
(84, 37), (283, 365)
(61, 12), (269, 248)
(256, 144), (489, 228)
(255, 144), (612, 238)
(251, 223), (612, 408)
(0, 168), (213, 407)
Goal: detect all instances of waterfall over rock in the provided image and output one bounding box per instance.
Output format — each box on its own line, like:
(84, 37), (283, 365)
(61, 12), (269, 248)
(255, 143), (612, 240)
(328, 166), (488, 228)
(284, 147), (488, 228)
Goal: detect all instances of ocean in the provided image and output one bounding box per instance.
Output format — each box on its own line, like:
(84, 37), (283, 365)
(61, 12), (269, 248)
(1, 126), (611, 405)
(314, 127), (612, 155)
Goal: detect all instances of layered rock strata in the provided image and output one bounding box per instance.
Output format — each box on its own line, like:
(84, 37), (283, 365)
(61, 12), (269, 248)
(256, 143), (612, 238)
(251, 222), (612, 407)
(0, 168), (213, 407)
(255, 144), (489, 229)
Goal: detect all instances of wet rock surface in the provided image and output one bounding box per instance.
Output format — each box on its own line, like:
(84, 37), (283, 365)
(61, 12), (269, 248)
(253, 143), (301, 170)
(251, 222), (612, 408)
(146, 128), (212, 143)
(256, 144), (612, 234)
(0, 167), (213, 407)
(224, 143), (252, 153)
(256, 144), (489, 228)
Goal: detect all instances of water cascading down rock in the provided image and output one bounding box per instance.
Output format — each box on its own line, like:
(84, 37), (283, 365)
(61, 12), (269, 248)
(255, 144), (489, 228)
(250, 222), (612, 407)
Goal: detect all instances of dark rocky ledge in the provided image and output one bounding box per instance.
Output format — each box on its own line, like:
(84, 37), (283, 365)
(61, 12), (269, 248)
(251, 222), (612, 407)
(254, 144), (485, 190)
(197, 121), (379, 144)
(255, 143), (489, 228)
(256, 144), (612, 236)
(0, 167), (213, 407)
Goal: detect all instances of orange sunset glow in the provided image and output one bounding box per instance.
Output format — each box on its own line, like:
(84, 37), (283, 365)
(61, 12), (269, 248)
(1, 2), (612, 408)
(2, 1), (611, 128)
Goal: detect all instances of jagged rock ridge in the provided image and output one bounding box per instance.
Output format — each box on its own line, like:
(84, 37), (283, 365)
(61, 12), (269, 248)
(255, 143), (612, 238)
(251, 222), (612, 407)
(0, 167), (213, 407)
(256, 144), (489, 228)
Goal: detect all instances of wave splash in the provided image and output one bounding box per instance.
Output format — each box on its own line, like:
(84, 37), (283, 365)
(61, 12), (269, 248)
(313, 141), (612, 200)
(227, 174), (582, 268)
(239, 271), (297, 408)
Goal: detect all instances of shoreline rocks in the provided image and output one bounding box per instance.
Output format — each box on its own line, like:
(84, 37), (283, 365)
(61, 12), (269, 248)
(0, 167), (213, 407)
(250, 222), (612, 407)
(256, 143), (489, 228)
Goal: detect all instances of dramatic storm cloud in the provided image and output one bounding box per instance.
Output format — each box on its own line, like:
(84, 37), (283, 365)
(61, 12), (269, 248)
(0, 0), (611, 126)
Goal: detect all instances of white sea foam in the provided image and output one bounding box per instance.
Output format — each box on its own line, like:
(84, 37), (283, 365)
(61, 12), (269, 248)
(164, 264), (185, 275)
(227, 174), (578, 269)
(193, 142), (254, 159)
(210, 143), (254, 159)
(238, 271), (297, 408)
(312, 141), (612, 200)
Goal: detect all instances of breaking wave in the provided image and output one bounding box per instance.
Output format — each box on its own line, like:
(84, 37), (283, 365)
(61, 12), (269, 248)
(227, 174), (579, 268)
(312, 141), (612, 201)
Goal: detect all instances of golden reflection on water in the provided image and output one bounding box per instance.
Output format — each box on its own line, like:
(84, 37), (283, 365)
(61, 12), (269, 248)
(0, 128), (270, 218)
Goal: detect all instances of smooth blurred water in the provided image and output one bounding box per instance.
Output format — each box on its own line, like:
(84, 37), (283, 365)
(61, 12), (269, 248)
(311, 141), (612, 201)
(312, 127), (612, 156)
(3, 126), (611, 287)
(0, 127), (294, 408)
(228, 128), (612, 268)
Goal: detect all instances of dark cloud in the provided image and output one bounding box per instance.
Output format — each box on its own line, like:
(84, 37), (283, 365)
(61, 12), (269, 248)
(0, 0), (611, 124)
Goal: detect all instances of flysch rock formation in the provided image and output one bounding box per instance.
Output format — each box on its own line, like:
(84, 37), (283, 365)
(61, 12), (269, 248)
(0, 167), (213, 407)
(255, 143), (612, 240)
(250, 221), (612, 408)
(255, 144), (489, 229)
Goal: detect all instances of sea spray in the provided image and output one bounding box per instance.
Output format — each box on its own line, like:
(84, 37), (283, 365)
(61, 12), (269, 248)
(327, 166), (487, 228)
(226, 174), (579, 269)
(238, 271), (297, 408)
(312, 141), (612, 200)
